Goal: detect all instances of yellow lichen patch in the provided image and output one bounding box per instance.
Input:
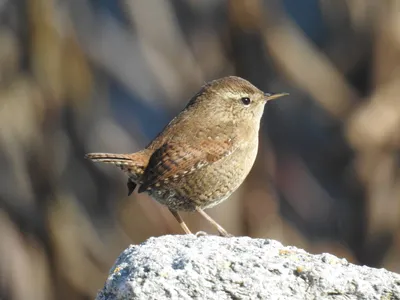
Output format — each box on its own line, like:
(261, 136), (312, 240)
(295, 266), (306, 275)
(159, 271), (169, 278)
(112, 266), (123, 275)
(279, 249), (295, 256)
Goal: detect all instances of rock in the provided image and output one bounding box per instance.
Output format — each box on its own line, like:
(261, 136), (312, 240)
(96, 235), (400, 300)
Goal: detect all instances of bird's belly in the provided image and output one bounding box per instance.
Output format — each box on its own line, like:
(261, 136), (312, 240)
(146, 142), (258, 212)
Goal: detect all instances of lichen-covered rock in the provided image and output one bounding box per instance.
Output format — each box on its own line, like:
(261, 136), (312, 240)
(96, 235), (400, 300)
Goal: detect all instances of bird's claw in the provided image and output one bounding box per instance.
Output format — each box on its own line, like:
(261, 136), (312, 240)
(219, 231), (233, 237)
(195, 231), (208, 237)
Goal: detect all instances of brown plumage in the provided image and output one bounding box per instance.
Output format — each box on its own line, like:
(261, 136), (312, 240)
(85, 76), (288, 236)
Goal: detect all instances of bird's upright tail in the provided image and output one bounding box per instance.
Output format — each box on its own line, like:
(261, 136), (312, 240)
(85, 153), (134, 164)
(85, 151), (149, 179)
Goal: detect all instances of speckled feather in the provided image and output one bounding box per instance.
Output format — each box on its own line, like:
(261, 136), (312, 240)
(138, 138), (236, 193)
(85, 152), (149, 193)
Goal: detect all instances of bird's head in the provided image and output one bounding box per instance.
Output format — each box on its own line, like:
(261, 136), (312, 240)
(187, 76), (288, 126)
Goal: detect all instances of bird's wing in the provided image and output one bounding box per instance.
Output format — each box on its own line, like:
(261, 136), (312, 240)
(138, 138), (236, 193)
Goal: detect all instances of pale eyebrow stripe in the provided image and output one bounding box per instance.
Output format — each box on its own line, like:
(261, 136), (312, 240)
(215, 90), (248, 99)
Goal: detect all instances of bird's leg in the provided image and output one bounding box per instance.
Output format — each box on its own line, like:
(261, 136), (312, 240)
(195, 207), (232, 237)
(168, 208), (192, 234)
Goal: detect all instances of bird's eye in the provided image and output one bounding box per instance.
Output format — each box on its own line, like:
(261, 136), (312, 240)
(241, 97), (251, 106)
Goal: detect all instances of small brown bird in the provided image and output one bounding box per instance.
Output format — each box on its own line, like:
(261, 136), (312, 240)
(85, 76), (287, 236)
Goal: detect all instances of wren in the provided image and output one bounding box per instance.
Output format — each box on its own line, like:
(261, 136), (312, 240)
(85, 76), (287, 236)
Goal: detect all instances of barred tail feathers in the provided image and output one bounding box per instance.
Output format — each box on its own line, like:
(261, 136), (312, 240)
(85, 153), (134, 164)
(84, 152), (148, 177)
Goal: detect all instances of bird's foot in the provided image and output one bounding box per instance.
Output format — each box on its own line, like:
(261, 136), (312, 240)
(219, 231), (234, 238)
(195, 231), (208, 237)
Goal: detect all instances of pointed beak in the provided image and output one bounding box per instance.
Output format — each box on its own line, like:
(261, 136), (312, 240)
(264, 92), (289, 101)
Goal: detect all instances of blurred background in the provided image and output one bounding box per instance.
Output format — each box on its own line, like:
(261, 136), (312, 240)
(1, 0), (400, 299)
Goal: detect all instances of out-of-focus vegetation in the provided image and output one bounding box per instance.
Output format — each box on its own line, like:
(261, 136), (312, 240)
(1, 0), (399, 299)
